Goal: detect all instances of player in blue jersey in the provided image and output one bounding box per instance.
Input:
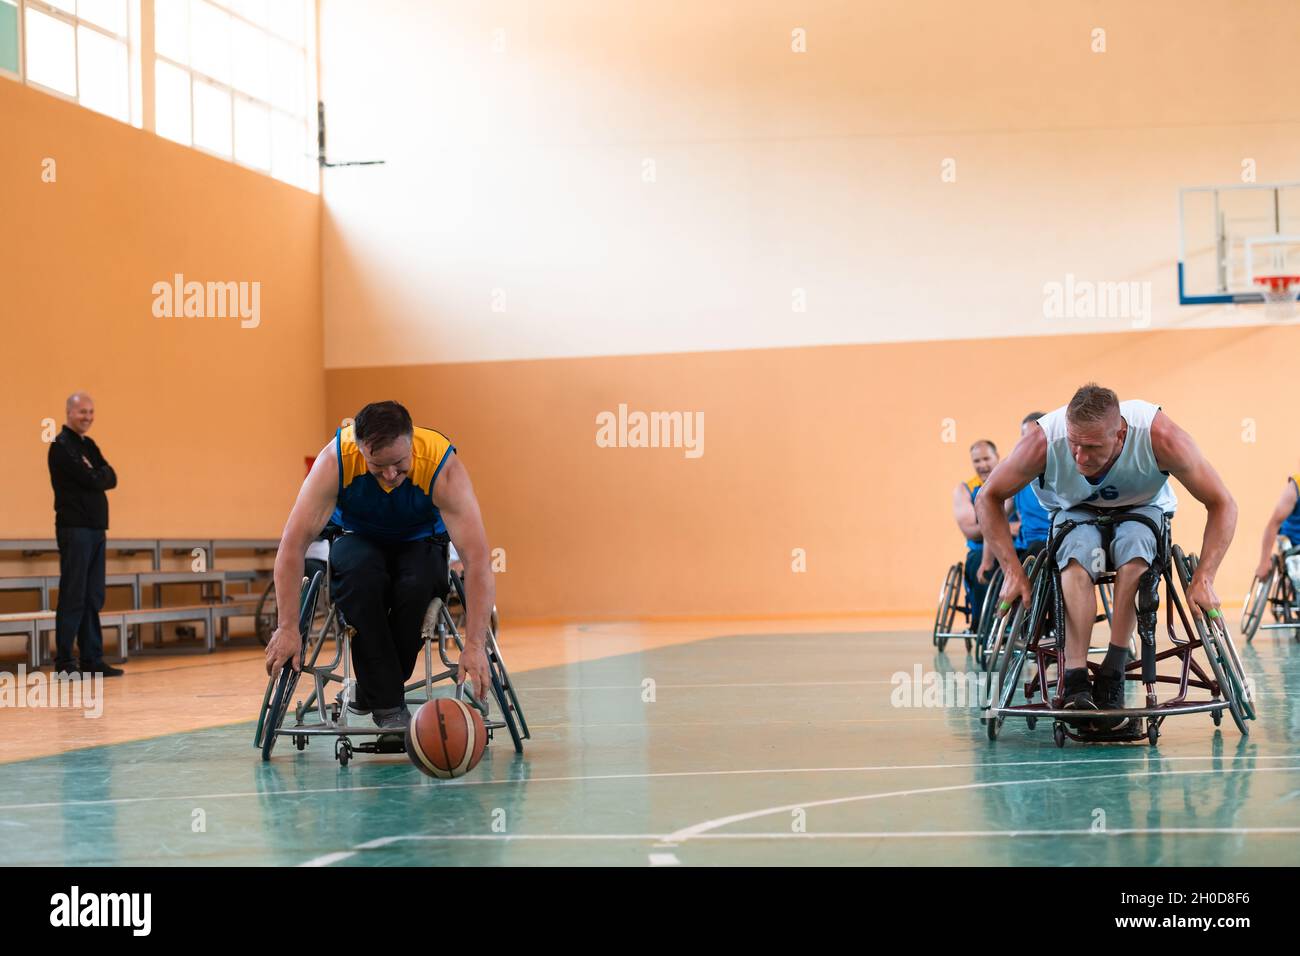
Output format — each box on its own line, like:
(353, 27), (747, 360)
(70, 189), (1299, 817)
(954, 440), (1000, 626)
(1252, 472), (1300, 593)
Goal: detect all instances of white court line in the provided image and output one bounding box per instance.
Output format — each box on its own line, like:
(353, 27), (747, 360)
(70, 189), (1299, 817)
(298, 851), (357, 867)
(521, 679), (901, 691)
(648, 853), (680, 866)
(1, 755), (1294, 813)
(298, 824), (1300, 865)
(663, 765), (1300, 843)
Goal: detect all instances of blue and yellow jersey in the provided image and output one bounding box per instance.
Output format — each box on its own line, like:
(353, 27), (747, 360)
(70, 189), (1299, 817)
(1013, 480), (1052, 550)
(963, 475), (983, 552)
(330, 423), (456, 542)
(1281, 475), (1300, 544)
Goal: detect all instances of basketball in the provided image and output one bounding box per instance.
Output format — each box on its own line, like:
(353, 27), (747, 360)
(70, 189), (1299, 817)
(405, 698), (488, 779)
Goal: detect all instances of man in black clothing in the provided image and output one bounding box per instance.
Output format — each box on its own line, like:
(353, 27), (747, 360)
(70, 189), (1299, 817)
(47, 393), (123, 677)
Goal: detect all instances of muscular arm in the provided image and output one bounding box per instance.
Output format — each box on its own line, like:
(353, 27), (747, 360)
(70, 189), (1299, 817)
(975, 427), (1047, 585)
(953, 483), (981, 540)
(274, 441), (340, 632)
(432, 455), (496, 691)
(1255, 481), (1296, 577)
(1150, 411), (1237, 588)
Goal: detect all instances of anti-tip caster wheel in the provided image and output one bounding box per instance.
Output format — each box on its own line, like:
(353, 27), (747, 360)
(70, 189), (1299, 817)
(294, 734), (307, 751)
(964, 637), (972, 652)
(1212, 708), (1222, 727)
(1053, 721), (1067, 748)
(1026, 716), (1037, 730)
(1147, 721), (1159, 747)
(335, 739), (352, 767)
(986, 715), (999, 741)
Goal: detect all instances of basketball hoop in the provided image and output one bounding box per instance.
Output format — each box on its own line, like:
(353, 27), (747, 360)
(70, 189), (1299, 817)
(1254, 275), (1300, 320)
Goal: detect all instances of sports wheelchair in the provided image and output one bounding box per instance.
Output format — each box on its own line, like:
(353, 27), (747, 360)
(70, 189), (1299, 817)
(1240, 536), (1300, 640)
(981, 510), (1254, 747)
(254, 565), (529, 766)
(933, 559), (977, 651)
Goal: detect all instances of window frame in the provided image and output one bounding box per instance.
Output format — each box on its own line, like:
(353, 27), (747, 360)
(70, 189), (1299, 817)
(17, 0), (135, 122)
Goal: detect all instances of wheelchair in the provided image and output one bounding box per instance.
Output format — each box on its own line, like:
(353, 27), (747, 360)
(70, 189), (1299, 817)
(254, 564), (530, 766)
(933, 560), (976, 651)
(975, 557), (1117, 668)
(1240, 536), (1300, 641)
(982, 510), (1254, 747)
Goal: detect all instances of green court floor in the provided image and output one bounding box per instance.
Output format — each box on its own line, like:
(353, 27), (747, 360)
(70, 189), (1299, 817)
(3, 628), (1299, 866)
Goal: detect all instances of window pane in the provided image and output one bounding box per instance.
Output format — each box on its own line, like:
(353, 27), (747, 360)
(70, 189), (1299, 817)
(190, 0), (230, 83)
(230, 16), (267, 99)
(154, 58), (191, 144)
(78, 0), (127, 36)
(267, 0), (303, 45)
(154, 0), (188, 65)
(25, 8), (76, 96)
(229, 0), (267, 27)
(0, 1), (18, 75)
(192, 77), (231, 156)
(234, 96), (270, 169)
(271, 110), (307, 186)
(77, 26), (128, 121)
(269, 38), (302, 114)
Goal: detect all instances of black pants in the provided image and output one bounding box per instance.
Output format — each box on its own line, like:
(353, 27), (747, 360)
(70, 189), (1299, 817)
(55, 526), (107, 669)
(329, 534), (448, 709)
(964, 549), (990, 624)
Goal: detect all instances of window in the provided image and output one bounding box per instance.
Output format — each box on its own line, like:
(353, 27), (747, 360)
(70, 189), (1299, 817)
(20, 0), (131, 122)
(3, 1), (318, 193)
(152, 0), (317, 191)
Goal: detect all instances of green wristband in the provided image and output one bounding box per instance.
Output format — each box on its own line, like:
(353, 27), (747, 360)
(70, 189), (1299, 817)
(999, 601), (1011, 612)
(1207, 608), (1221, 619)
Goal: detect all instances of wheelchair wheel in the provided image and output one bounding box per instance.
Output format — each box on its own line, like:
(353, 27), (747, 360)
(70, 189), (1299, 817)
(974, 567), (1003, 668)
(255, 571), (325, 760)
(933, 563), (963, 649)
(449, 575), (530, 753)
(1171, 547), (1250, 735)
(254, 576), (277, 646)
(1240, 565), (1273, 640)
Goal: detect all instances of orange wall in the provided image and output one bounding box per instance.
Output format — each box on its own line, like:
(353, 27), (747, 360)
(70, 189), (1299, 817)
(327, 322), (1300, 620)
(0, 78), (325, 542)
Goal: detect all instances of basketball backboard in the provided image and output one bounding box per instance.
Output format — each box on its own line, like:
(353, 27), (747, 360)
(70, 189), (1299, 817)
(1178, 182), (1300, 304)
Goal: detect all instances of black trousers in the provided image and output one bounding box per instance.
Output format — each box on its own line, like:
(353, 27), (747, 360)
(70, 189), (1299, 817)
(55, 526), (107, 669)
(329, 534), (449, 709)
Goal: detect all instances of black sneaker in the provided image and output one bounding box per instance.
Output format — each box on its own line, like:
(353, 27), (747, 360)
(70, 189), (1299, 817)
(1092, 670), (1130, 731)
(372, 706), (411, 746)
(82, 663), (124, 677)
(1060, 668), (1096, 724)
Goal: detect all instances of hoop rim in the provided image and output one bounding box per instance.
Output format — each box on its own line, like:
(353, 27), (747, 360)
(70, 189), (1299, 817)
(1253, 274), (1300, 292)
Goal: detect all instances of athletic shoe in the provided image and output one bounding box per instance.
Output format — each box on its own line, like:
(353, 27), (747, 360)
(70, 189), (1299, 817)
(373, 706), (411, 746)
(1091, 670), (1130, 731)
(82, 663), (124, 677)
(1060, 668), (1096, 724)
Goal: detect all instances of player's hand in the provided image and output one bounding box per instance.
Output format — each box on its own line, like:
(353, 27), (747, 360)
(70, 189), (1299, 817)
(997, 566), (1032, 616)
(1254, 559), (1273, 582)
(977, 555), (995, 584)
(457, 641), (490, 702)
(1186, 572), (1222, 624)
(265, 625), (303, 677)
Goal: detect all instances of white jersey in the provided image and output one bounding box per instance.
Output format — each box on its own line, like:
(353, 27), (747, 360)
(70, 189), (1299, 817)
(1031, 399), (1177, 513)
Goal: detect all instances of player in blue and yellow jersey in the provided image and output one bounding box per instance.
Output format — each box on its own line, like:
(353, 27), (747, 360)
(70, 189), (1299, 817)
(954, 440), (1000, 625)
(264, 401), (494, 734)
(1011, 412), (1052, 559)
(1252, 472), (1300, 591)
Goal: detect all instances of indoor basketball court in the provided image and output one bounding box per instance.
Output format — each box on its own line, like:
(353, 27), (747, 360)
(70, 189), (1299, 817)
(2, 0), (1298, 907)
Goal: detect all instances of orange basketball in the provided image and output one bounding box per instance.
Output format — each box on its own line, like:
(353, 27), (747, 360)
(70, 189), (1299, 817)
(406, 698), (487, 778)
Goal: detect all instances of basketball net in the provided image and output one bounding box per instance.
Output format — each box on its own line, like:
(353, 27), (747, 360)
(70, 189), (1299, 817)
(1256, 275), (1300, 321)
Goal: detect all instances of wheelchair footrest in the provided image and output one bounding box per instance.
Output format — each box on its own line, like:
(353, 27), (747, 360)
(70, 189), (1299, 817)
(350, 734), (408, 755)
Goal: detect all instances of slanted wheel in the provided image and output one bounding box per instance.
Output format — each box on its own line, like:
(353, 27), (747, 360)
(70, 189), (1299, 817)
(933, 563), (963, 649)
(1172, 547), (1250, 734)
(1240, 564), (1273, 640)
(255, 571), (325, 760)
(254, 576), (277, 646)
(1053, 721), (1066, 748)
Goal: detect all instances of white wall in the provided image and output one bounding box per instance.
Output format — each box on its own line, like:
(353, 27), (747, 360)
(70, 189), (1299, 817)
(319, 0), (1300, 367)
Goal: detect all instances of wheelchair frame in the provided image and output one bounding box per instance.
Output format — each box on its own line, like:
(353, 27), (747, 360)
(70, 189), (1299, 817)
(254, 568), (530, 766)
(982, 509), (1254, 747)
(1240, 536), (1300, 641)
(933, 560), (975, 651)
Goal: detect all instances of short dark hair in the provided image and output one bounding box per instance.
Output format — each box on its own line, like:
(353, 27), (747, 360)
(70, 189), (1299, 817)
(1021, 411), (1045, 425)
(353, 401), (413, 452)
(1066, 384), (1119, 426)
(970, 439), (997, 455)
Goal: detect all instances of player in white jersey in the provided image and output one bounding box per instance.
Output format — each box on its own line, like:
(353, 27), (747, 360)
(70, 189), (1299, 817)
(974, 384), (1236, 722)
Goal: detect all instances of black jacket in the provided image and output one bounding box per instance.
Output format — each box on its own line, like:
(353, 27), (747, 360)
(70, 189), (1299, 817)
(48, 426), (117, 529)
